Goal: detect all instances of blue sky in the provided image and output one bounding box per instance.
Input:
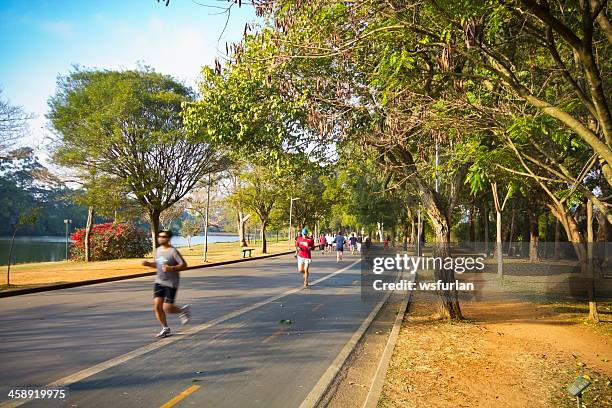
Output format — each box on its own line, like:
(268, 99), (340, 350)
(0, 0), (256, 154)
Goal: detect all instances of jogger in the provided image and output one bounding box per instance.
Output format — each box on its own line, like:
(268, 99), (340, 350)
(295, 227), (315, 287)
(142, 230), (190, 338)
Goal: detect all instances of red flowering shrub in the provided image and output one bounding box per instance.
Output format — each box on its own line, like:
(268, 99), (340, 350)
(70, 223), (151, 261)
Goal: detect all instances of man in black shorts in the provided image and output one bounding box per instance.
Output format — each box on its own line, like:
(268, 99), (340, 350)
(142, 230), (190, 338)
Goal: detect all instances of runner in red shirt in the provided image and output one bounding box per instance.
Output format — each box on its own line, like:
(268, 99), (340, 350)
(295, 227), (315, 287)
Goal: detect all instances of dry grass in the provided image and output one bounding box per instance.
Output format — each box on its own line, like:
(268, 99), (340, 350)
(1, 240), (291, 289)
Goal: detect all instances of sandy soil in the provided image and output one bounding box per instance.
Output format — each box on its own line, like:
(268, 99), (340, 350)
(380, 294), (612, 407)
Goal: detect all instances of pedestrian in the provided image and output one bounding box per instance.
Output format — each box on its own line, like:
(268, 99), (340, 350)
(333, 231), (345, 262)
(349, 233), (358, 255)
(318, 233), (326, 254)
(295, 227), (315, 287)
(142, 230), (190, 339)
(326, 233), (333, 253)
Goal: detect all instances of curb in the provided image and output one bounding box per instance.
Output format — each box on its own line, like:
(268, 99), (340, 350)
(0, 250), (294, 298)
(299, 267), (403, 408)
(363, 271), (415, 407)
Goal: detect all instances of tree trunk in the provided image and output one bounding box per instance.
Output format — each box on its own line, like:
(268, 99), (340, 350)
(149, 210), (161, 255)
(403, 219), (410, 251)
(203, 184), (210, 262)
(483, 202), (489, 256)
(507, 206), (516, 256)
(469, 204), (476, 245)
(84, 206), (94, 262)
(496, 208), (503, 277)
(586, 200), (600, 322)
(554, 218), (561, 260)
(529, 212), (540, 262)
(6, 226), (18, 286)
(377, 221), (384, 242)
(596, 210), (610, 264)
(237, 211), (249, 247)
(419, 186), (463, 320)
(261, 221), (267, 254)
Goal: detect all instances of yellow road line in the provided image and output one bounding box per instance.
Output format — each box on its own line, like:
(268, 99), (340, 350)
(336, 288), (348, 295)
(311, 303), (324, 312)
(263, 327), (287, 343)
(160, 384), (201, 408)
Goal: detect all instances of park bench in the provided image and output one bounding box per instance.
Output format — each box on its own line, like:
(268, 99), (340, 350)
(241, 248), (254, 258)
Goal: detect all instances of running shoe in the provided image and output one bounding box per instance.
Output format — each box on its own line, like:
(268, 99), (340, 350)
(179, 304), (191, 325)
(156, 327), (171, 338)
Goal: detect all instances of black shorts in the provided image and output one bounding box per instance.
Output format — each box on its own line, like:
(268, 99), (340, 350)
(154, 283), (177, 304)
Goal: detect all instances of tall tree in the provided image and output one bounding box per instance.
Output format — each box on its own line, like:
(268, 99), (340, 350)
(48, 68), (229, 252)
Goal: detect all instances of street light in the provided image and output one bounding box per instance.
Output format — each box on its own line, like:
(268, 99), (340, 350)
(289, 197), (300, 247)
(63, 219), (72, 261)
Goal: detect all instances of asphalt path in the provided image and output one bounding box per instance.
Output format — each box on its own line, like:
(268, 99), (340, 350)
(0, 251), (389, 408)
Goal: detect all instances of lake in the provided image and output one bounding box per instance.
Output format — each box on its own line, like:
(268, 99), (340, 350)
(0, 234), (239, 266)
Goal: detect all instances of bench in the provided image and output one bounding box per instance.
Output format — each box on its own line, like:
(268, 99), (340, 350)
(241, 248), (254, 258)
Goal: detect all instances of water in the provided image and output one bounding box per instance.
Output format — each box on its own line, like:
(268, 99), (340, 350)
(0, 234), (239, 266)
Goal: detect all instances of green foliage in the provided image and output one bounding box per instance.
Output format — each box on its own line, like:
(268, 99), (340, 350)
(180, 217), (201, 239)
(48, 67), (229, 239)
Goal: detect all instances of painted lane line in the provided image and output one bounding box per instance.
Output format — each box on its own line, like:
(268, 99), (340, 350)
(0, 258), (360, 408)
(159, 384), (201, 408)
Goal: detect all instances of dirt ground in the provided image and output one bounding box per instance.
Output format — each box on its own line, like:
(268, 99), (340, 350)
(380, 294), (612, 407)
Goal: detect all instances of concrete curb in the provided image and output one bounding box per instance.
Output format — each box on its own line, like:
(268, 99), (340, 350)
(0, 250), (294, 298)
(362, 272), (415, 408)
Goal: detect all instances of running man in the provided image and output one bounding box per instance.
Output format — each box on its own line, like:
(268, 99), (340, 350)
(142, 230), (190, 338)
(318, 233), (326, 254)
(295, 227), (315, 287)
(333, 231), (345, 262)
(325, 233), (334, 253)
(349, 233), (358, 255)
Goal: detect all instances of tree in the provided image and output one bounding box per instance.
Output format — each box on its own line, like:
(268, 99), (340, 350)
(48, 68), (230, 253)
(235, 164), (284, 253)
(0, 89), (32, 156)
(6, 208), (41, 286)
(179, 217), (201, 249)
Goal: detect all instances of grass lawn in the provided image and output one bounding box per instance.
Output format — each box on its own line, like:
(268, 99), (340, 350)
(1, 239), (292, 290)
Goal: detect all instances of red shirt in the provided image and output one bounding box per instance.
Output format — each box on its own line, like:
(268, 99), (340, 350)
(296, 236), (315, 259)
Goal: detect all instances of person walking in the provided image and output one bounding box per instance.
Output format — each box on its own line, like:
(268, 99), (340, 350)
(142, 230), (190, 338)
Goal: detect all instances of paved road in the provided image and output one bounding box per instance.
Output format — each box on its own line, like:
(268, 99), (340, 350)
(0, 252), (389, 408)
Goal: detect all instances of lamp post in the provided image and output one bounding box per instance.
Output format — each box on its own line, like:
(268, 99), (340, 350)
(289, 197), (300, 247)
(63, 219), (72, 261)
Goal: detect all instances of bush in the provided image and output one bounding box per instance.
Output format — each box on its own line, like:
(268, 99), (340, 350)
(70, 222), (151, 261)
